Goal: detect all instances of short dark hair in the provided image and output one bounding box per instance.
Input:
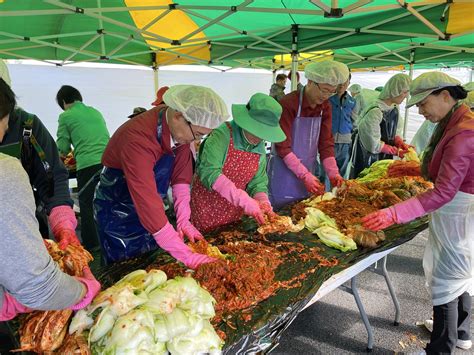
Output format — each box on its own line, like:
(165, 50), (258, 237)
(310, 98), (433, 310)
(56, 85), (83, 110)
(0, 78), (16, 120)
(431, 85), (467, 101)
(276, 74), (287, 81)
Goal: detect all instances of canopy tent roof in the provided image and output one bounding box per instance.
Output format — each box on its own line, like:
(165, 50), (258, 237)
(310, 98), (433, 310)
(0, 0), (472, 71)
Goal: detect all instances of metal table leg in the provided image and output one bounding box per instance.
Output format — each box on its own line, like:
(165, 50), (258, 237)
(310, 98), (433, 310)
(370, 256), (401, 326)
(339, 255), (401, 352)
(340, 276), (374, 352)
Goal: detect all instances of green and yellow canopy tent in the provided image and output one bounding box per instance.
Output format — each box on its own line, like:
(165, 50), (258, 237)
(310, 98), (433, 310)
(0, 0), (472, 72)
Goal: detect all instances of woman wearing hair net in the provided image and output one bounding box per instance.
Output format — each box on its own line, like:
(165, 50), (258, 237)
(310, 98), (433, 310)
(351, 73), (412, 177)
(94, 85), (229, 267)
(267, 60), (350, 208)
(362, 72), (473, 354)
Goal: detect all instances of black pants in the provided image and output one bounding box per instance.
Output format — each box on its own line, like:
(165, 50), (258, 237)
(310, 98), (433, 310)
(77, 163), (102, 250)
(426, 291), (472, 355)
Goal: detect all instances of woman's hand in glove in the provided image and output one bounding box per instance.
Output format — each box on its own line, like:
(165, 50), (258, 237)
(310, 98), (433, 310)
(362, 208), (396, 231)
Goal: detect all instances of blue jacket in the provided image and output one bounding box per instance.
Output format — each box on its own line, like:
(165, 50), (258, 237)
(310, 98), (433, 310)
(329, 93), (356, 135)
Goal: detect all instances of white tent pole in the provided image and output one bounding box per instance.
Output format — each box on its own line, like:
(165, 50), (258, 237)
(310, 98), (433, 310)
(290, 25), (298, 91)
(291, 53), (298, 91)
(403, 59), (414, 139)
(272, 59), (277, 82)
(470, 67), (473, 82)
(153, 66), (159, 93)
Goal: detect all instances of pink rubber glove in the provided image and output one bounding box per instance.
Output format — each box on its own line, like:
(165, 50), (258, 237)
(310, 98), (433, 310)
(172, 184), (204, 243)
(48, 206), (80, 250)
(254, 192), (276, 216)
(362, 208), (396, 231)
(56, 229), (81, 250)
(394, 135), (412, 150)
(212, 175), (265, 225)
(153, 223), (216, 269)
(391, 197), (426, 224)
(380, 143), (399, 156)
(0, 293), (32, 321)
(283, 152), (325, 195)
(70, 267), (101, 311)
(322, 157), (345, 188)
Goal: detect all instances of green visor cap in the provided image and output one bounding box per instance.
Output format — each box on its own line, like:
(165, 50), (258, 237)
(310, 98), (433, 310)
(232, 93), (286, 143)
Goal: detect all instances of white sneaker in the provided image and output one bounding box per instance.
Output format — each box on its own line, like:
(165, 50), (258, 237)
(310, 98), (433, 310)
(424, 319), (433, 333)
(457, 339), (472, 350)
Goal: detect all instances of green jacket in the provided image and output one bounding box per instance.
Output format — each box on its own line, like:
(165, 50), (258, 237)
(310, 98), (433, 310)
(56, 102), (110, 170)
(196, 120), (268, 196)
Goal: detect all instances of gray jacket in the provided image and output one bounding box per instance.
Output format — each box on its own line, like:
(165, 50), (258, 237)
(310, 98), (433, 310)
(0, 154), (82, 311)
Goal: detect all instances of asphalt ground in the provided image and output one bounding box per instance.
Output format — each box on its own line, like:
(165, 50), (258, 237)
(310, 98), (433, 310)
(273, 230), (474, 355)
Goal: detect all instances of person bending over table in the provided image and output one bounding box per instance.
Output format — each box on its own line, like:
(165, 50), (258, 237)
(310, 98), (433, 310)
(190, 93), (285, 233)
(362, 72), (474, 354)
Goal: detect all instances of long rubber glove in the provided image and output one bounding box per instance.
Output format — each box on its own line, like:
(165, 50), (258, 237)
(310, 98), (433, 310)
(254, 192), (276, 216)
(392, 197), (426, 223)
(212, 175), (265, 225)
(69, 267), (101, 311)
(153, 223), (215, 269)
(380, 143), (399, 156)
(0, 293), (32, 321)
(283, 152), (325, 195)
(172, 184), (204, 242)
(48, 206), (80, 250)
(322, 157), (344, 188)
(362, 197), (426, 231)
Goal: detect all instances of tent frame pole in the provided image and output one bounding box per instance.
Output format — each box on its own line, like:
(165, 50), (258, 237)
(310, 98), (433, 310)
(153, 63), (159, 94)
(403, 52), (415, 140)
(290, 25), (298, 91)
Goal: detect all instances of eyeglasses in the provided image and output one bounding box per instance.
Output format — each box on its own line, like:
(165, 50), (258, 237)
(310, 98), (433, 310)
(186, 120), (197, 140)
(186, 120), (207, 141)
(316, 82), (337, 96)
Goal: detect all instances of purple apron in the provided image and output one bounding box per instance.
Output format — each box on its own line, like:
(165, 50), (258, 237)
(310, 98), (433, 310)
(268, 87), (322, 209)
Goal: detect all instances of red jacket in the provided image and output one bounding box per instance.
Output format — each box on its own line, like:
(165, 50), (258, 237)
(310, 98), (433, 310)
(418, 104), (474, 212)
(102, 106), (193, 233)
(275, 89), (335, 160)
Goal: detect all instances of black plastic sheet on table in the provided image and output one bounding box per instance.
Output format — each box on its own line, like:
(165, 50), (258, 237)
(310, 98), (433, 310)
(95, 214), (428, 355)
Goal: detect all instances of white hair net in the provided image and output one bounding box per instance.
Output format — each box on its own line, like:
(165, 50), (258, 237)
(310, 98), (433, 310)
(379, 73), (411, 100)
(463, 82), (474, 108)
(463, 91), (474, 108)
(463, 82), (474, 92)
(0, 59), (11, 87)
(304, 60), (350, 86)
(163, 85), (229, 129)
(349, 84), (362, 95)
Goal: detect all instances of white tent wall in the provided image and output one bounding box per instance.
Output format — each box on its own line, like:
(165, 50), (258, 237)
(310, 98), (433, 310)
(6, 62), (275, 136)
(5, 61), (471, 145)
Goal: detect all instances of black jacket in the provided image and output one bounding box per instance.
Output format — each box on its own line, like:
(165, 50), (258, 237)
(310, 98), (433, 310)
(1, 107), (72, 213)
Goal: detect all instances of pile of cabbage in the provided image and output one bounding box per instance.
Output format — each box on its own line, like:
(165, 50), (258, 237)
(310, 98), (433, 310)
(357, 148), (420, 183)
(304, 207), (357, 252)
(69, 269), (223, 354)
